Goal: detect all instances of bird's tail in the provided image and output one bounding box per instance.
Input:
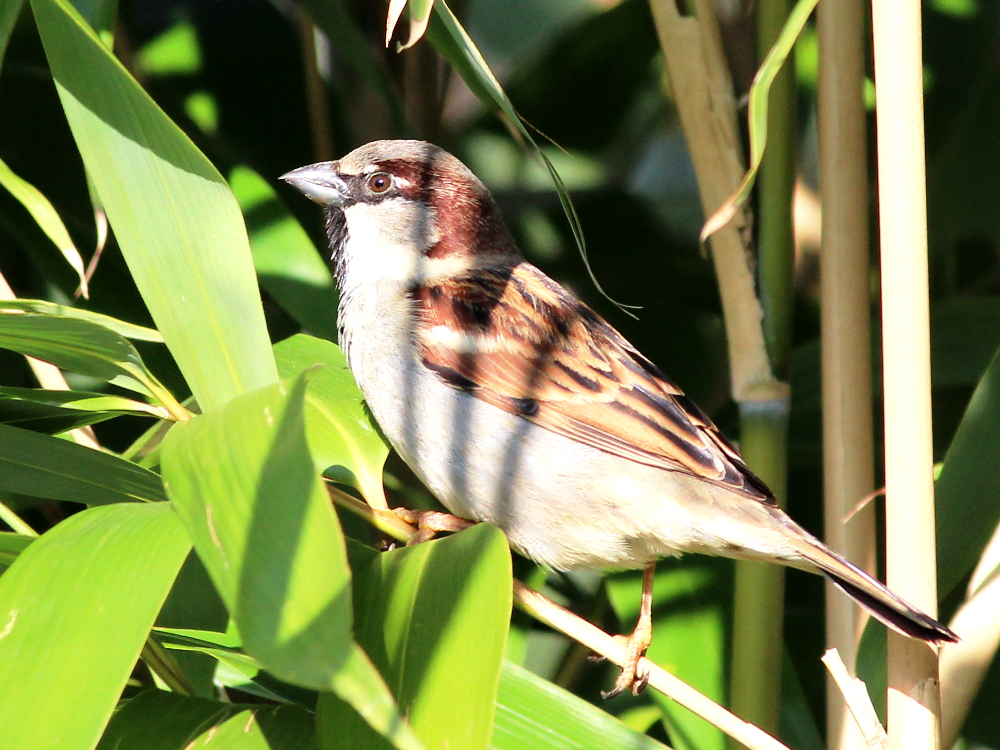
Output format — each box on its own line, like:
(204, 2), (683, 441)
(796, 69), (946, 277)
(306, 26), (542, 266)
(803, 538), (957, 643)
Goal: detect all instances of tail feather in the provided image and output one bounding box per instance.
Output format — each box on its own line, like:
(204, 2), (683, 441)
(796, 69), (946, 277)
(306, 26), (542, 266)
(811, 545), (958, 643)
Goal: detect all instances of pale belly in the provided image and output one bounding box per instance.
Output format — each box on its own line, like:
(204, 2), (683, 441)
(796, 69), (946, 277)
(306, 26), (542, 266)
(339, 287), (805, 572)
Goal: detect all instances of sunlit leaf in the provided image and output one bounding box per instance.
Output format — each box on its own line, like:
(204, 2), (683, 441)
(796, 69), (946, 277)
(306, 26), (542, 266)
(493, 660), (671, 750)
(386, 0), (434, 49)
(161, 374), (422, 750)
(0, 502), (190, 750)
(0, 386), (168, 433)
(31, 0), (277, 411)
(0, 299), (163, 341)
(0, 155), (89, 297)
(938, 346), (1000, 597)
(275, 334), (389, 508)
(318, 524), (511, 750)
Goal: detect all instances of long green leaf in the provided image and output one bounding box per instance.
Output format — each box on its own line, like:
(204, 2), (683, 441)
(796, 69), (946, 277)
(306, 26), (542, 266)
(0, 299), (163, 341)
(0, 422), (167, 504)
(161, 374), (423, 750)
(0, 155), (89, 296)
(162, 373), (351, 683)
(0, 502), (191, 750)
(318, 524), (511, 750)
(493, 660), (672, 750)
(0, 386), (168, 433)
(937, 346), (1000, 597)
(98, 689), (316, 750)
(275, 334), (389, 507)
(31, 0), (277, 411)
(0, 312), (159, 397)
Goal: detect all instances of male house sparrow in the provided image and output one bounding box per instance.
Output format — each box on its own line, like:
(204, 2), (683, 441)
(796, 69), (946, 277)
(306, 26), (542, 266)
(282, 140), (956, 697)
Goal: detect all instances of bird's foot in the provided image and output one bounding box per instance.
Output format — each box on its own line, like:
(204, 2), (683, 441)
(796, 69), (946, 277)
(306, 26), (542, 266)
(392, 508), (476, 545)
(601, 624), (653, 699)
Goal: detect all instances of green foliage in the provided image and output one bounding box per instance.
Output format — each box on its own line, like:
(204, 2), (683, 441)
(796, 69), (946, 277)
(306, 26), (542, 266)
(3, 0), (1000, 748)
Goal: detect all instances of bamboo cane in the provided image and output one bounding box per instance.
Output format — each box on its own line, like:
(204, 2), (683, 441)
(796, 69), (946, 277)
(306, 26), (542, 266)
(870, 0), (942, 747)
(817, 0), (877, 748)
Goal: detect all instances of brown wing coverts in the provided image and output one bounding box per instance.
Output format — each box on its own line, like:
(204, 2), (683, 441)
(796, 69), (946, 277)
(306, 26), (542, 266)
(412, 262), (774, 503)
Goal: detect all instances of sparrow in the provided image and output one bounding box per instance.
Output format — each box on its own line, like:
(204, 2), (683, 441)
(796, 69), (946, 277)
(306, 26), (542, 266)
(282, 140), (957, 697)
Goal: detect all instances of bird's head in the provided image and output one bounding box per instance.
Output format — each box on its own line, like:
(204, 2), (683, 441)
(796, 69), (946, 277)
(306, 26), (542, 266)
(281, 140), (519, 288)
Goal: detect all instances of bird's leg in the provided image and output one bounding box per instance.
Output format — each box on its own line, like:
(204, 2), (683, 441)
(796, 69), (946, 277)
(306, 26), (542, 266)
(603, 561), (656, 699)
(391, 507), (476, 545)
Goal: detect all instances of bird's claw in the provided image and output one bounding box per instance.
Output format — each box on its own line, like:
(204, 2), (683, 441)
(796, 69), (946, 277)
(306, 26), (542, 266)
(601, 630), (652, 699)
(391, 508), (476, 545)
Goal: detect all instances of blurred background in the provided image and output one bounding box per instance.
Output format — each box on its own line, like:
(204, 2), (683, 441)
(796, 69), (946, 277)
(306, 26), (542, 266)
(2, 0), (1000, 747)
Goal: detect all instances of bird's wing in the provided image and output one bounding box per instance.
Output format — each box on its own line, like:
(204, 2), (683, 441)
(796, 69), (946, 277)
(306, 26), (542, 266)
(412, 262), (774, 504)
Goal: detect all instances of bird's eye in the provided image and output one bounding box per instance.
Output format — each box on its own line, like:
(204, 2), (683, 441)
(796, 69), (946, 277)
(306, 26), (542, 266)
(367, 172), (392, 194)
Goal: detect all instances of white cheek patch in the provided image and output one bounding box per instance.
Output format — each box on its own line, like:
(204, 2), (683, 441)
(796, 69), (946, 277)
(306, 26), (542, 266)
(341, 199), (440, 285)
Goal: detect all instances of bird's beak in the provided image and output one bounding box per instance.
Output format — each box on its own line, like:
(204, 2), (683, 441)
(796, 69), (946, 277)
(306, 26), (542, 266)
(280, 163), (350, 207)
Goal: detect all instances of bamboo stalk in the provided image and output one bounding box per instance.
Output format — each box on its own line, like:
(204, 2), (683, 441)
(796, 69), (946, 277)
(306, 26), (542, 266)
(870, 1), (941, 748)
(817, 0), (877, 748)
(939, 522), (1000, 747)
(647, 0), (778, 403)
(727, 0), (796, 740)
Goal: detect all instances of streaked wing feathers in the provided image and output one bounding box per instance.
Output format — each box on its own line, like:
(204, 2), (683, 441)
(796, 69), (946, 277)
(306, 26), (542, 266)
(412, 263), (773, 504)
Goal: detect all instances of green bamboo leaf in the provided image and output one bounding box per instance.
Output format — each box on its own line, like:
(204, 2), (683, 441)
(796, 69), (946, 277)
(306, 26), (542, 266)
(0, 299), (163, 341)
(0, 155), (90, 297)
(0, 532), (33, 572)
(607, 560), (728, 750)
(937, 346), (1000, 597)
(0, 502), (191, 750)
(699, 0), (818, 243)
(162, 373), (351, 683)
(0, 312), (153, 393)
(0, 422), (167, 504)
(31, 0), (277, 411)
(229, 166), (339, 341)
(0, 386), (168, 433)
(98, 689), (316, 750)
(275, 334), (389, 507)
(318, 524), (511, 750)
(161, 374), (423, 750)
(493, 660), (672, 750)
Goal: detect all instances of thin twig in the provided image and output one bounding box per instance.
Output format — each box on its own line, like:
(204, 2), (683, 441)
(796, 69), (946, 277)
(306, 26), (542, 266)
(0, 500), (37, 537)
(822, 648), (888, 750)
(514, 582), (791, 750)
